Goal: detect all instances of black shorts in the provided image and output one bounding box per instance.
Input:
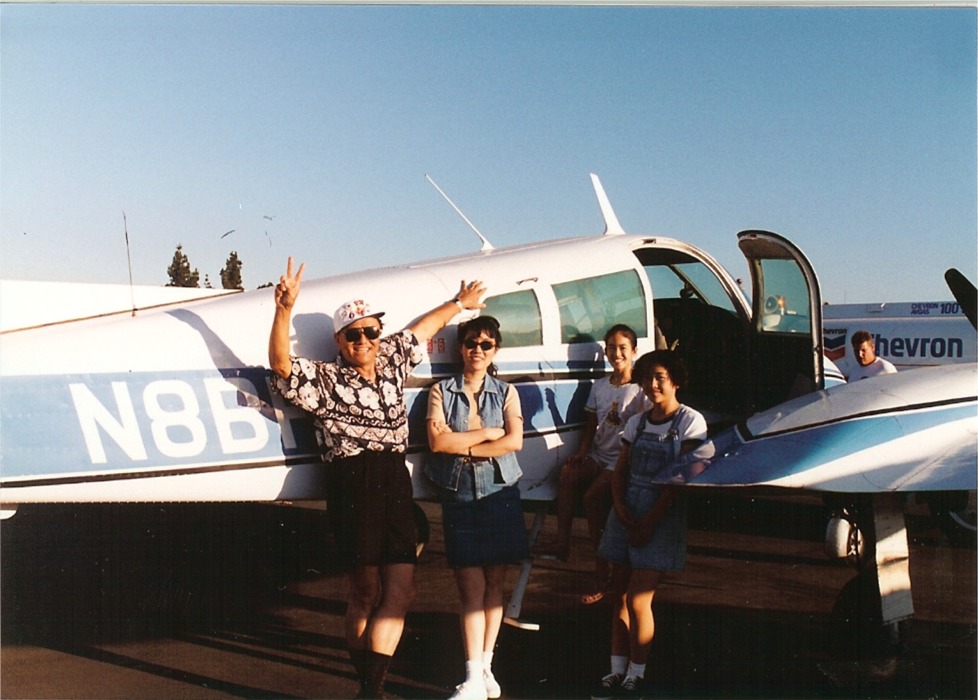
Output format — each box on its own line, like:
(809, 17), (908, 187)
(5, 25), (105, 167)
(325, 452), (418, 567)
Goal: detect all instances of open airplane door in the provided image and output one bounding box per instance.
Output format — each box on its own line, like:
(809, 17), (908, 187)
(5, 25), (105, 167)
(738, 230), (825, 413)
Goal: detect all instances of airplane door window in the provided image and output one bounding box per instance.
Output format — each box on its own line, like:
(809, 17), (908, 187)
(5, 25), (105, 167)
(756, 259), (813, 334)
(552, 270), (647, 344)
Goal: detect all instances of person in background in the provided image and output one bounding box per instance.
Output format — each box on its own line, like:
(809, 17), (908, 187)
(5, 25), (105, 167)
(591, 350), (707, 700)
(539, 324), (651, 606)
(269, 256), (486, 699)
(426, 316), (528, 700)
(848, 330), (897, 381)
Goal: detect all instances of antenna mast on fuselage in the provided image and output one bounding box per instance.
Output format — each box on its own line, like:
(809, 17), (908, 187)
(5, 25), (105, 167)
(123, 211), (137, 316)
(425, 174), (494, 251)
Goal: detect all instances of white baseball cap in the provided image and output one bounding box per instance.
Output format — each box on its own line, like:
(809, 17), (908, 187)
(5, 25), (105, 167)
(332, 298), (386, 332)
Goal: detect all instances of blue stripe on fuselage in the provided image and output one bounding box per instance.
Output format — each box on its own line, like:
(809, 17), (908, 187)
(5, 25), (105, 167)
(1, 365), (597, 481)
(690, 402), (977, 490)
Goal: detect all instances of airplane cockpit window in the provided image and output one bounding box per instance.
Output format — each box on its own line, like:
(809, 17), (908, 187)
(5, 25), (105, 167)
(481, 290), (543, 347)
(644, 261), (739, 315)
(552, 270), (648, 344)
(756, 259), (812, 334)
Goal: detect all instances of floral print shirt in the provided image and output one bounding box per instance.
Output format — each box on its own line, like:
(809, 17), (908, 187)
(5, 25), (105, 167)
(273, 329), (423, 462)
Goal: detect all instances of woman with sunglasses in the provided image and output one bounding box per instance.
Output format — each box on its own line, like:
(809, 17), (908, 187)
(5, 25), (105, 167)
(269, 257), (486, 699)
(425, 316), (527, 700)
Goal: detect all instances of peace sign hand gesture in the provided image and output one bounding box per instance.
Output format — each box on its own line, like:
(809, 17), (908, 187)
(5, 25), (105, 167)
(275, 256), (305, 312)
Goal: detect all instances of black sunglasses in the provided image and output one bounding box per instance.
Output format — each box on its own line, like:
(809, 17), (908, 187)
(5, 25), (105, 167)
(342, 326), (382, 342)
(463, 339), (496, 351)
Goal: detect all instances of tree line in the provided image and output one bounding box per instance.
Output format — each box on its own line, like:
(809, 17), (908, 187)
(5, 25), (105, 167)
(166, 245), (272, 290)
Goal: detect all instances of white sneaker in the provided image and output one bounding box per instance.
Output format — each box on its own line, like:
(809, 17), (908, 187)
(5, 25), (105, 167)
(483, 669), (501, 699)
(449, 678), (488, 700)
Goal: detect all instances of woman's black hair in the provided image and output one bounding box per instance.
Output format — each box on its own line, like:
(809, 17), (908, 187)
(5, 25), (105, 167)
(457, 315), (502, 377)
(633, 349), (689, 389)
(604, 323), (638, 349)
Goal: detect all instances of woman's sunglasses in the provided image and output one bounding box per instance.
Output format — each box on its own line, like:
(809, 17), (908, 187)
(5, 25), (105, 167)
(463, 339), (496, 351)
(342, 326), (382, 342)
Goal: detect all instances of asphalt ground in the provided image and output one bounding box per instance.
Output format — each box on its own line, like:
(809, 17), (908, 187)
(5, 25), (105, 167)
(1, 493), (974, 699)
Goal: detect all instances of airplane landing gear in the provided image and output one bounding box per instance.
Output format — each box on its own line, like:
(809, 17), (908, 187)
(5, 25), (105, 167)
(825, 494), (914, 654)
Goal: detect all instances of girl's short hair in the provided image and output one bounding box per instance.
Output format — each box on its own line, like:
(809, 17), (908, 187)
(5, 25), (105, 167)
(633, 350), (689, 389)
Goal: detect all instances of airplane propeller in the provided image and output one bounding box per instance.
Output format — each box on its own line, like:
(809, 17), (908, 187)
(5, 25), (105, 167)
(944, 268), (977, 330)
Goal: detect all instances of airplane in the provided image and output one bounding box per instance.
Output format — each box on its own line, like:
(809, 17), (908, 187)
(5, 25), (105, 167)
(1, 174), (973, 636)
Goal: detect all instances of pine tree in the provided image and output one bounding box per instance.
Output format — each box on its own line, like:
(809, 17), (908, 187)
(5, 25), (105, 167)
(220, 251), (244, 290)
(166, 244), (200, 288)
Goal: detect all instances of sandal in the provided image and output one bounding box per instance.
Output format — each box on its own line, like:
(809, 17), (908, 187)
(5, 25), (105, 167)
(579, 588), (606, 605)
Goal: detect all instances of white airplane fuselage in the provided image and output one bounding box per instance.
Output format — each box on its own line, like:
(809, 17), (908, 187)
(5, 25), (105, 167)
(1, 230), (818, 512)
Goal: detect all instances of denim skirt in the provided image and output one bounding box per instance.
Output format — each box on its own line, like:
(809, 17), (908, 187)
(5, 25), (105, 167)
(441, 483), (529, 568)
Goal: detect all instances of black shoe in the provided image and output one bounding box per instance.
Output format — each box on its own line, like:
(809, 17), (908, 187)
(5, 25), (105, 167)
(590, 672), (624, 700)
(617, 675), (645, 699)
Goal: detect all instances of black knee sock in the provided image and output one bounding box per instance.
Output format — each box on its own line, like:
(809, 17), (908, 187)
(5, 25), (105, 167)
(349, 647), (368, 682)
(356, 650), (392, 699)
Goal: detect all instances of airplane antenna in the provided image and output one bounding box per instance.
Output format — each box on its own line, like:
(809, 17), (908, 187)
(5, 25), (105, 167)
(590, 173), (626, 236)
(123, 211), (137, 317)
(425, 174), (494, 251)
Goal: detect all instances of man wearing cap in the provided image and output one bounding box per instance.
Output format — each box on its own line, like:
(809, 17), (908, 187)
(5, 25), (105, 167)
(269, 257), (486, 699)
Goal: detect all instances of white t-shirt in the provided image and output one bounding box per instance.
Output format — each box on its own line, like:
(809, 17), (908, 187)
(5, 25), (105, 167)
(586, 378), (651, 469)
(622, 405), (708, 447)
(848, 357), (897, 382)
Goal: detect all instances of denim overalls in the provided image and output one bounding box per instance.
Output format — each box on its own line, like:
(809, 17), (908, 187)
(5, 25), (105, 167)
(597, 408), (689, 572)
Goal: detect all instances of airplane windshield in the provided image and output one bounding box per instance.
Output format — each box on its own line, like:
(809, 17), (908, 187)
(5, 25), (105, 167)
(644, 262), (739, 314)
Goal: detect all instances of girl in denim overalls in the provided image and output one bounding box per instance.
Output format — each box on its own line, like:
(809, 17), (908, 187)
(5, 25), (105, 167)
(592, 351), (707, 700)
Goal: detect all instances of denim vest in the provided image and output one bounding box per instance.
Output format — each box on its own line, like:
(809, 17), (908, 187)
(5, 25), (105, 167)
(424, 374), (523, 497)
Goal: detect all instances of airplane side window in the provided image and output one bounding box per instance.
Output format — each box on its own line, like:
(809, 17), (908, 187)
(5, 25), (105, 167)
(757, 259), (812, 334)
(553, 270), (648, 344)
(481, 290), (543, 347)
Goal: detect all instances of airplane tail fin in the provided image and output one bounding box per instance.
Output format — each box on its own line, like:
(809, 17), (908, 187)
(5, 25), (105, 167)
(590, 174), (626, 236)
(945, 268), (977, 330)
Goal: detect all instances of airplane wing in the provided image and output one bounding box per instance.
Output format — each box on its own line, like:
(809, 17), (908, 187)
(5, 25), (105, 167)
(668, 363), (977, 493)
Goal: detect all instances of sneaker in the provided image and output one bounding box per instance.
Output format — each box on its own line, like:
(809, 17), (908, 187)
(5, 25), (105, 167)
(483, 669), (501, 699)
(617, 675), (645, 699)
(590, 672), (624, 700)
(449, 678), (488, 700)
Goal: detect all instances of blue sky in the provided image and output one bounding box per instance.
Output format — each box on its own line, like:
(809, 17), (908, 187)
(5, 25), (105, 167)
(2, 5), (975, 303)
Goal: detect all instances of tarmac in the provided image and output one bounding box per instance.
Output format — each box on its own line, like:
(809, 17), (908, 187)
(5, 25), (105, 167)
(1, 492), (974, 699)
